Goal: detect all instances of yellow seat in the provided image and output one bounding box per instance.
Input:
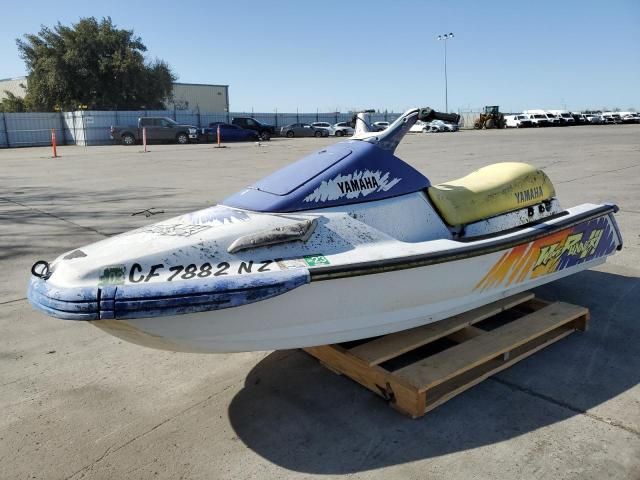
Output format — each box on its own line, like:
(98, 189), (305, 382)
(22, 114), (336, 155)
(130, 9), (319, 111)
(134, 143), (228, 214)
(427, 162), (555, 226)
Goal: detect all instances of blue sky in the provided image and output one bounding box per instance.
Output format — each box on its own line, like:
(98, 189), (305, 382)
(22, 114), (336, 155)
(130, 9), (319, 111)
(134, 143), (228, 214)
(1, 0), (638, 112)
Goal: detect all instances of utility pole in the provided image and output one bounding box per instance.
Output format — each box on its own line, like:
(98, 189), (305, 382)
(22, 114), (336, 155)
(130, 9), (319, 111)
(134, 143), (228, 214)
(437, 33), (455, 112)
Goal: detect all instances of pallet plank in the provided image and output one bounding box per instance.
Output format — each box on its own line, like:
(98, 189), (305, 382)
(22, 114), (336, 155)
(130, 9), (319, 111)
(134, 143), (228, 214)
(423, 326), (576, 413)
(303, 293), (590, 418)
(349, 292), (534, 366)
(396, 301), (588, 391)
(304, 344), (424, 416)
(447, 325), (486, 343)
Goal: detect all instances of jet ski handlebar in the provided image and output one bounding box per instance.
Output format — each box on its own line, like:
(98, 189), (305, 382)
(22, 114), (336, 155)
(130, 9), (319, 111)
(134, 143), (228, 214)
(418, 108), (460, 124)
(350, 107), (460, 129)
(350, 106), (461, 153)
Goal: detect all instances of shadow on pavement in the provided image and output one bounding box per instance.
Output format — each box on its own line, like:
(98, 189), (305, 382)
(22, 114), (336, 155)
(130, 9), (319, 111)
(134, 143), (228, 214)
(228, 269), (639, 474)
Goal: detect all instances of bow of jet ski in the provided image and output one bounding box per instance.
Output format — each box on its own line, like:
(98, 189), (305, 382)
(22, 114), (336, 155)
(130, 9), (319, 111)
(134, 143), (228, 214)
(28, 107), (623, 353)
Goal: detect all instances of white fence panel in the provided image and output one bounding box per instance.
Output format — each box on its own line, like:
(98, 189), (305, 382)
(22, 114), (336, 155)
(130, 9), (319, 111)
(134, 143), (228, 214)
(0, 109), (405, 148)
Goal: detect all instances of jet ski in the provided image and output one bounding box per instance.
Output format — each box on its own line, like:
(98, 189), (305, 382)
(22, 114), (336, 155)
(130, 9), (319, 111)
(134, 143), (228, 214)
(28, 107), (623, 353)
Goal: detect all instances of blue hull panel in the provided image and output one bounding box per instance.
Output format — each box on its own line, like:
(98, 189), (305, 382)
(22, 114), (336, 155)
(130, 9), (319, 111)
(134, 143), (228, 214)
(28, 270), (310, 321)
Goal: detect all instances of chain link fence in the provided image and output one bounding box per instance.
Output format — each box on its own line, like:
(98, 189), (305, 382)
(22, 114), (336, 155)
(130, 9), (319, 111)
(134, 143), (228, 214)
(0, 109), (402, 148)
(457, 110), (482, 129)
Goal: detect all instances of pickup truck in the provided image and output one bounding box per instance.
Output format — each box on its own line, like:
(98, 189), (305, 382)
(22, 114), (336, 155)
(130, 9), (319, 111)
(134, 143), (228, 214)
(110, 117), (199, 145)
(231, 117), (276, 140)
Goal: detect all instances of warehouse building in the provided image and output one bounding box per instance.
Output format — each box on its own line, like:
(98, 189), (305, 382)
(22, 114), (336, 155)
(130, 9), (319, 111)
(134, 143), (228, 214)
(0, 77), (26, 98)
(0, 77), (229, 112)
(167, 82), (229, 112)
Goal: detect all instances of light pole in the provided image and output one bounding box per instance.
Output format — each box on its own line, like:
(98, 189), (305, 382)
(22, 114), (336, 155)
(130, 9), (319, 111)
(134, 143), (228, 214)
(437, 32), (454, 112)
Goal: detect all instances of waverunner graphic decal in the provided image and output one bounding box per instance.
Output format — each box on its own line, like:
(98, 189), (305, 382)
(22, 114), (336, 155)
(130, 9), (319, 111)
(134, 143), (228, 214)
(182, 206), (250, 226)
(303, 170), (401, 203)
(130, 224), (212, 237)
(475, 216), (617, 292)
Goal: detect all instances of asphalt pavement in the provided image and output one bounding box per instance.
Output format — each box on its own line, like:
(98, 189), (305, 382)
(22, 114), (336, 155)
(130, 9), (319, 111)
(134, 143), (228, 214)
(1, 125), (639, 479)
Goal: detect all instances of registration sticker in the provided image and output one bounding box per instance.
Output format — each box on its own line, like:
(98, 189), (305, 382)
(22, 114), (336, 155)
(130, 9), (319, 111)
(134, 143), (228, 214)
(303, 254), (331, 267)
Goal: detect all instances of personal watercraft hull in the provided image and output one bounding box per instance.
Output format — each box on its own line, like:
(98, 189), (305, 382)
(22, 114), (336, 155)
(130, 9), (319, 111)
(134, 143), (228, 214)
(27, 107), (623, 353)
(28, 200), (621, 353)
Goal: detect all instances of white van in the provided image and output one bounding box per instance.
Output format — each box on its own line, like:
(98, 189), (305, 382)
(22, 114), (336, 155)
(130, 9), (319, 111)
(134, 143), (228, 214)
(504, 114), (533, 128)
(601, 112), (620, 124)
(522, 113), (550, 127)
(602, 112), (623, 124)
(617, 112), (640, 124)
(523, 109), (560, 126)
(548, 110), (575, 125)
(584, 114), (604, 124)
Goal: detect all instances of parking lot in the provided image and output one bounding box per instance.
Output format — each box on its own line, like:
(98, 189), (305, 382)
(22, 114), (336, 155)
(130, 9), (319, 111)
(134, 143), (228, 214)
(1, 125), (639, 479)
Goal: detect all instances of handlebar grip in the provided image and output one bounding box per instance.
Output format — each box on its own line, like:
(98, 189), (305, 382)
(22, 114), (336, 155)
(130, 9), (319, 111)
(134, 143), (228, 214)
(418, 108), (460, 124)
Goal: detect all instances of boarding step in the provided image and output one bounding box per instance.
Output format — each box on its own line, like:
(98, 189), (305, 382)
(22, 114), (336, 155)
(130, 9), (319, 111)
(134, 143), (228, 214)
(303, 292), (589, 418)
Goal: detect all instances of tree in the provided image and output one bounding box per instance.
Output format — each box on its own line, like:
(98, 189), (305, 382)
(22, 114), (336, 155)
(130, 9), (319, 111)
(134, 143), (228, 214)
(0, 91), (26, 112)
(16, 17), (176, 111)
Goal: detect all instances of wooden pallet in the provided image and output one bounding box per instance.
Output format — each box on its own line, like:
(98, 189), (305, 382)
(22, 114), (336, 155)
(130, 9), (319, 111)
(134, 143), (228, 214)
(303, 292), (589, 418)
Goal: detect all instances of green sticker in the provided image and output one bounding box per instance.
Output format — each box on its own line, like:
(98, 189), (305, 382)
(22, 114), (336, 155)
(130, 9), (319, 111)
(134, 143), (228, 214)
(99, 266), (126, 286)
(303, 254), (330, 267)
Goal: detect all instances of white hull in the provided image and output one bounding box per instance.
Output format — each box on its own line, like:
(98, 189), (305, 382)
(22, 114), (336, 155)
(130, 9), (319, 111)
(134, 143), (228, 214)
(92, 254), (607, 353)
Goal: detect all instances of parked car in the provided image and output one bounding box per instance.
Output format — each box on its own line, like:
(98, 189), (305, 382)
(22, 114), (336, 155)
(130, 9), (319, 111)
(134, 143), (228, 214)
(110, 117), (199, 145)
(527, 113), (551, 127)
(311, 122), (334, 135)
(431, 120), (459, 132)
(548, 110), (575, 126)
(333, 122), (354, 136)
(231, 117), (276, 140)
(200, 123), (260, 142)
(409, 120), (431, 133)
(310, 121), (355, 137)
(504, 115), (533, 128)
(523, 110), (560, 126)
(280, 123), (330, 138)
(522, 113), (550, 127)
(571, 113), (589, 125)
(545, 113), (562, 126)
(372, 121), (390, 131)
(585, 114), (604, 124)
(601, 114), (618, 124)
(413, 120), (458, 133)
(620, 112), (640, 124)
(428, 121), (445, 133)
